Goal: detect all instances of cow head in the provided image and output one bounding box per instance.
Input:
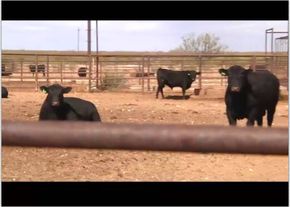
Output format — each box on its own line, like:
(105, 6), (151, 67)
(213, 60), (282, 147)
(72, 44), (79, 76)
(40, 84), (72, 108)
(187, 70), (201, 81)
(219, 65), (252, 93)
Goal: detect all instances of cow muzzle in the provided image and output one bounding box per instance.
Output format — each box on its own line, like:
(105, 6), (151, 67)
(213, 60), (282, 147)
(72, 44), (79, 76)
(231, 87), (240, 92)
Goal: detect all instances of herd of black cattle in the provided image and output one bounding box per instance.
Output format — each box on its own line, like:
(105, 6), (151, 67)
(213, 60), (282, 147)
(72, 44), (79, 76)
(2, 64), (88, 77)
(1, 65), (280, 127)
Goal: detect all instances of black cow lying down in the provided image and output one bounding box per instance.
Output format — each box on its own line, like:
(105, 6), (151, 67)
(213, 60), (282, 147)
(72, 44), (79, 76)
(2, 86), (8, 98)
(39, 84), (101, 121)
(219, 65), (280, 127)
(156, 68), (201, 99)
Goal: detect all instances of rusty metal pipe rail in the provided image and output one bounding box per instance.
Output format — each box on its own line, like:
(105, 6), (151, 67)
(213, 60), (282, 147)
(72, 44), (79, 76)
(2, 121), (288, 155)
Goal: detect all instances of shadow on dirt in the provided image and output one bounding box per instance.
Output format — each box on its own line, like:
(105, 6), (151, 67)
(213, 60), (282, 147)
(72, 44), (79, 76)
(164, 95), (191, 100)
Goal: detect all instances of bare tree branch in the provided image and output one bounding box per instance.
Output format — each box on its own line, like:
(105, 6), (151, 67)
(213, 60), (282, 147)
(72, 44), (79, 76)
(172, 32), (228, 53)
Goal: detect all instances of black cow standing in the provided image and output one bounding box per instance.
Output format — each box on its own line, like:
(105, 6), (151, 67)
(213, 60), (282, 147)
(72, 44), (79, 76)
(39, 84), (101, 121)
(2, 86), (8, 98)
(219, 65), (280, 127)
(29, 64), (46, 77)
(2, 64), (12, 76)
(156, 68), (201, 99)
(78, 67), (87, 77)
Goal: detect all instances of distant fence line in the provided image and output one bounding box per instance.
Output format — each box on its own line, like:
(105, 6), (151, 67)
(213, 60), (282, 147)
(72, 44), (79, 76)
(1, 52), (288, 92)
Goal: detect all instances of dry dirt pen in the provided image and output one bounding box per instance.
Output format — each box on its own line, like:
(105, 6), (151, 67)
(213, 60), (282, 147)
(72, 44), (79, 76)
(2, 85), (288, 181)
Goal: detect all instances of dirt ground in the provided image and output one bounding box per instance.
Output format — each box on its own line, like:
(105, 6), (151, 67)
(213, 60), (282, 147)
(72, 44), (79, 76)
(2, 88), (289, 181)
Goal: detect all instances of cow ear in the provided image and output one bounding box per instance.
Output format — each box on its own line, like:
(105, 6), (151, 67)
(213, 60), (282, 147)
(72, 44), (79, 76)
(40, 86), (48, 94)
(219, 68), (228, 76)
(196, 71), (201, 75)
(247, 69), (253, 73)
(62, 87), (72, 94)
(243, 69), (253, 75)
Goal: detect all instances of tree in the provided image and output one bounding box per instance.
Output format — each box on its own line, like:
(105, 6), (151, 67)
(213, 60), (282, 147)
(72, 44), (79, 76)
(173, 32), (228, 53)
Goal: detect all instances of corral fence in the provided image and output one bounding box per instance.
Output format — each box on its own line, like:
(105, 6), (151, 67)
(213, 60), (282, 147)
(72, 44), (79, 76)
(1, 52), (288, 93)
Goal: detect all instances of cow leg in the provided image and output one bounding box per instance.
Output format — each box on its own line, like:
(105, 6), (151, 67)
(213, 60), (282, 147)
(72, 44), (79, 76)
(267, 106), (276, 127)
(226, 108), (237, 126)
(156, 79), (165, 99)
(256, 115), (263, 127)
(182, 87), (186, 99)
(160, 86), (165, 99)
(156, 86), (160, 98)
(246, 108), (258, 127)
(156, 85), (164, 99)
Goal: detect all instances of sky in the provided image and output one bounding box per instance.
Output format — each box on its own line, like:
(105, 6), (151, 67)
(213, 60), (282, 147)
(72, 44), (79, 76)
(1, 21), (288, 52)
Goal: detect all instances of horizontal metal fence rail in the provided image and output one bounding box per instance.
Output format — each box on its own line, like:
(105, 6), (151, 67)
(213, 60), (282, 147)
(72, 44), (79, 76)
(2, 52), (288, 92)
(2, 121), (288, 155)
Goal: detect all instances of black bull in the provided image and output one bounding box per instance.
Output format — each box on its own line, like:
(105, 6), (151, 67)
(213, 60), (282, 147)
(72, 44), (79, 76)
(156, 68), (201, 99)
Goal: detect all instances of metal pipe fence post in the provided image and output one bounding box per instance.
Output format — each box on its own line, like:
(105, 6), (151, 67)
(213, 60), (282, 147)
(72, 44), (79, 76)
(138, 62), (141, 85)
(46, 56), (49, 85)
(141, 57), (145, 93)
(95, 21), (99, 90)
(88, 56), (92, 92)
(252, 56), (256, 71)
(88, 20), (92, 92)
(198, 55), (202, 89)
(265, 30), (267, 54)
(147, 57), (150, 91)
(100, 61), (103, 88)
(20, 60), (23, 82)
(60, 62), (63, 84)
(35, 55), (39, 91)
(181, 59), (184, 70)
(271, 30), (274, 53)
(95, 56), (99, 89)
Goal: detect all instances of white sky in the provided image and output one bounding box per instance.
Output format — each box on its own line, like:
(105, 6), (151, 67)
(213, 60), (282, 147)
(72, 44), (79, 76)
(1, 20), (288, 52)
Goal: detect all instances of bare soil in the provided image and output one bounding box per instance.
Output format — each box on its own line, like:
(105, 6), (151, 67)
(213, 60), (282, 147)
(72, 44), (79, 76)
(2, 88), (288, 181)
